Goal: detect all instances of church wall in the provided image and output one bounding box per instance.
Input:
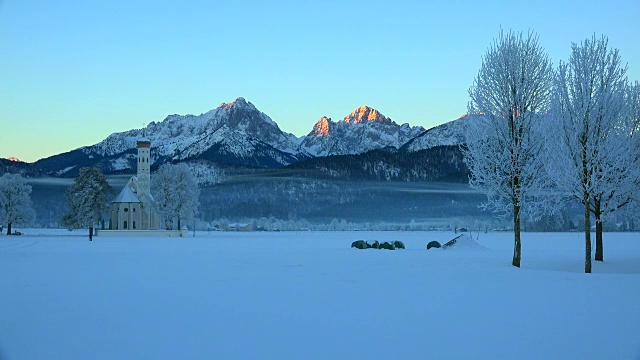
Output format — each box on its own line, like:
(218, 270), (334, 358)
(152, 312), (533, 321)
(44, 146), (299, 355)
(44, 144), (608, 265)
(110, 202), (142, 230)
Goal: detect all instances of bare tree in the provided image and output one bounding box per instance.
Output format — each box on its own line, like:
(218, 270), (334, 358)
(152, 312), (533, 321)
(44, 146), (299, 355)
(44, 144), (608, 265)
(590, 81), (640, 262)
(61, 168), (113, 241)
(152, 163), (200, 230)
(631, 82), (640, 134)
(464, 29), (553, 267)
(546, 35), (631, 272)
(0, 174), (35, 235)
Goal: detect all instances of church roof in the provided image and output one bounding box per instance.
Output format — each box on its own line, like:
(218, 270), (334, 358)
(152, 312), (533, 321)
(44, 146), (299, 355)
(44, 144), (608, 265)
(112, 185), (141, 203)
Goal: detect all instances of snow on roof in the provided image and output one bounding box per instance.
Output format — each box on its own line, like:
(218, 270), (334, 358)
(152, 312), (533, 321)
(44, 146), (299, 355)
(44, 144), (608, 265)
(112, 186), (141, 203)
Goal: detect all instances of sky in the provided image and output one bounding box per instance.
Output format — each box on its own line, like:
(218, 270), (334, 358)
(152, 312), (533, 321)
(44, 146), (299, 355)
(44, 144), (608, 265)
(1, 0), (639, 163)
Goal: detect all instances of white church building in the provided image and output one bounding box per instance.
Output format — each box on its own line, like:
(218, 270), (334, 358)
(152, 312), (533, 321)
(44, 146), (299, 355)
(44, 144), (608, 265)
(108, 138), (161, 230)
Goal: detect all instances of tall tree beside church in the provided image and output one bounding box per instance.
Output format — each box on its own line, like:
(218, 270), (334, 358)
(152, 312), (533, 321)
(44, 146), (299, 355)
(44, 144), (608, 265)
(463, 29), (554, 268)
(152, 163), (200, 230)
(0, 173), (36, 235)
(61, 167), (113, 241)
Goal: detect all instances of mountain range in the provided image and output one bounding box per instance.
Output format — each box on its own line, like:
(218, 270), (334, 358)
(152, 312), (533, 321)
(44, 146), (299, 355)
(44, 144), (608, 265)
(7, 97), (475, 180)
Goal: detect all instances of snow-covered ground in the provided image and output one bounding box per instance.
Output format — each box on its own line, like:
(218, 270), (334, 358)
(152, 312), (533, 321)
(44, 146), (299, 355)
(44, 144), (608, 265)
(1, 230), (639, 360)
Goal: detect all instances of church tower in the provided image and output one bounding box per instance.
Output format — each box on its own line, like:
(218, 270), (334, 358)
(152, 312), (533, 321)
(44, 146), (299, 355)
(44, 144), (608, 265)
(137, 138), (153, 229)
(108, 136), (160, 231)
(137, 138), (151, 199)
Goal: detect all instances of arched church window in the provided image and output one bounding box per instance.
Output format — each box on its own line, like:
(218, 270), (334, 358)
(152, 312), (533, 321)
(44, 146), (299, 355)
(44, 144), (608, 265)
(124, 221), (128, 229)
(133, 221), (136, 229)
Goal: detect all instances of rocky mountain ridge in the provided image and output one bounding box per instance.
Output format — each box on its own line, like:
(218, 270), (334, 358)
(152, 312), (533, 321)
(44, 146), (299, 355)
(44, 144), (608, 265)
(300, 106), (425, 157)
(10, 97), (474, 177)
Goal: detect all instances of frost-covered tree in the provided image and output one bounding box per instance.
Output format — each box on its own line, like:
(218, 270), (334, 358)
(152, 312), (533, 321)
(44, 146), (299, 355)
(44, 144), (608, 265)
(589, 81), (640, 261)
(545, 35), (632, 272)
(464, 29), (553, 267)
(152, 163), (200, 230)
(631, 81), (640, 134)
(0, 173), (36, 235)
(152, 165), (175, 230)
(61, 168), (113, 241)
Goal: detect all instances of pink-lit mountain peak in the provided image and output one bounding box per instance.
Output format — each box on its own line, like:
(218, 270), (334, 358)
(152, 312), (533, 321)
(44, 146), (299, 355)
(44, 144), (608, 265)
(344, 105), (392, 125)
(309, 116), (333, 137)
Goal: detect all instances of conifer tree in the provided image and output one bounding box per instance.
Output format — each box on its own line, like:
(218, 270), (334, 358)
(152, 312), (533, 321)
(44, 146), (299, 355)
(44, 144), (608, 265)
(61, 167), (113, 240)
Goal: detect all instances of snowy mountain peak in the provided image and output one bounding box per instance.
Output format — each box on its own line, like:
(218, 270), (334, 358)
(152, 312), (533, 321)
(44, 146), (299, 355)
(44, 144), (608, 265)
(219, 97), (256, 111)
(309, 116), (333, 137)
(215, 96), (280, 129)
(32, 96), (469, 174)
(300, 106), (425, 157)
(401, 114), (475, 152)
(344, 106), (392, 124)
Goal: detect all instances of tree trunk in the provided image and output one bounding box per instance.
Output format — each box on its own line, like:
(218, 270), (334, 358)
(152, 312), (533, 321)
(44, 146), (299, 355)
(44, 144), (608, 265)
(512, 204), (521, 268)
(89, 226), (93, 241)
(584, 195), (591, 273)
(178, 217), (181, 230)
(594, 199), (603, 262)
(7, 222), (12, 235)
(581, 136), (591, 273)
(594, 219), (603, 262)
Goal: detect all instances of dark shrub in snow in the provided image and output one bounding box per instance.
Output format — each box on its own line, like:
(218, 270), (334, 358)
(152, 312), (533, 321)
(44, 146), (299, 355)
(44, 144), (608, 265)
(352, 240), (401, 250)
(427, 241), (441, 249)
(351, 240), (368, 249)
(379, 241), (396, 250)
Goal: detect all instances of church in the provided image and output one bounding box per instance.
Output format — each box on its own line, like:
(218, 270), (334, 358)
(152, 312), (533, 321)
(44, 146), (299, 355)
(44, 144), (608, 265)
(109, 138), (161, 230)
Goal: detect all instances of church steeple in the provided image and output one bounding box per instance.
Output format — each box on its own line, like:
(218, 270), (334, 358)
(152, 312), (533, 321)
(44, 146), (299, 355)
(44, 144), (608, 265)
(108, 133), (160, 231)
(137, 138), (151, 201)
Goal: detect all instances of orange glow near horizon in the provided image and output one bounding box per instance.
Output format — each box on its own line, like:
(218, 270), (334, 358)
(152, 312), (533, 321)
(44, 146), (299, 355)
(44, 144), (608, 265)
(461, 112), (484, 118)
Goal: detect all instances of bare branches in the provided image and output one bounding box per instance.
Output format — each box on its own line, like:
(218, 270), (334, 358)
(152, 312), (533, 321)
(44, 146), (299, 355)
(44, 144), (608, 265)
(0, 174), (35, 234)
(464, 29), (554, 267)
(152, 163), (201, 230)
(465, 29), (553, 216)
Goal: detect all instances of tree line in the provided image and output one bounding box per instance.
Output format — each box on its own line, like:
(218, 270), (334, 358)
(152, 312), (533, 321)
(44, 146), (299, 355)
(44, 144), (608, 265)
(0, 164), (200, 239)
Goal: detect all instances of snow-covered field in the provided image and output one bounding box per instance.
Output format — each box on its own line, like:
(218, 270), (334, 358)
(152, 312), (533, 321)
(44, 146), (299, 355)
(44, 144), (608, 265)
(1, 230), (639, 360)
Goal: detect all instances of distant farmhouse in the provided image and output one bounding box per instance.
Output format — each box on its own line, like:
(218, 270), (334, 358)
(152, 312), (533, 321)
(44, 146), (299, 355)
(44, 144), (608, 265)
(109, 138), (161, 230)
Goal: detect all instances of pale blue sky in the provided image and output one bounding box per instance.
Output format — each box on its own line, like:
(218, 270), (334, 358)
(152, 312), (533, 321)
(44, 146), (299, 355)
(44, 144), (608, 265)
(1, 0), (638, 162)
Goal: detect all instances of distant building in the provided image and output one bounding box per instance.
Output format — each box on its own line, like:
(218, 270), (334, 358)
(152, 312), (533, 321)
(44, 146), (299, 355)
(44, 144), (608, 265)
(228, 223), (254, 232)
(109, 138), (160, 230)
